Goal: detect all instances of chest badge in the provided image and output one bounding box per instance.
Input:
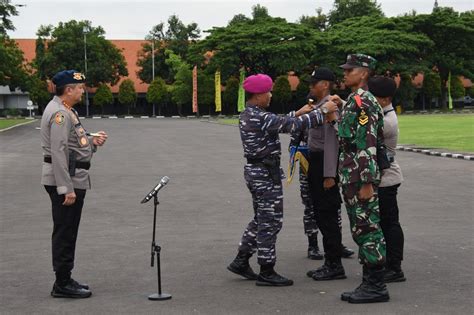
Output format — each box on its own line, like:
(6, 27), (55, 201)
(358, 110), (368, 126)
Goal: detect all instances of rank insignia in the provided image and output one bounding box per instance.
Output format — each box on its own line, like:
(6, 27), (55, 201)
(73, 72), (85, 81)
(358, 110), (368, 126)
(80, 136), (88, 146)
(54, 113), (65, 125)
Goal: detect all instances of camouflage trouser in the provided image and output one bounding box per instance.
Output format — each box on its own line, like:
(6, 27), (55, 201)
(299, 168), (318, 238)
(300, 168), (342, 238)
(239, 165), (283, 266)
(342, 183), (386, 267)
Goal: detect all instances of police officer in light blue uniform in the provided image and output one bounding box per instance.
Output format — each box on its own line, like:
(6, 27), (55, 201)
(227, 74), (338, 286)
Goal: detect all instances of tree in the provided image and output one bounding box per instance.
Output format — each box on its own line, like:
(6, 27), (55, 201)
(0, 0), (18, 35)
(299, 8), (327, 31)
(422, 70), (441, 108)
(411, 8), (474, 108)
(327, 0), (384, 27)
(165, 50), (192, 116)
(272, 75), (292, 113)
(137, 15), (200, 84)
(228, 14), (250, 26)
(118, 79), (136, 115)
(222, 76), (239, 115)
(93, 84), (113, 114)
(33, 20), (128, 87)
(294, 73), (311, 108)
(188, 14), (321, 79)
(393, 73), (418, 110)
(450, 76), (465, 100)
(27, 74), (51, 112)
(252, 4), (270, 20)
(146, 77), (168, 116)
(0, 37), (28, 90)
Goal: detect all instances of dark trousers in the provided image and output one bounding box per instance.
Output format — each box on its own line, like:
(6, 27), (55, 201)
(44, 185), (86, 283)
(378, 184), (404, 270)
(308, 151), (343, 263)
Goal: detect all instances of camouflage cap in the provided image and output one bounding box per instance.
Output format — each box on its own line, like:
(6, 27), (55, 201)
(339, 54), (377, 70)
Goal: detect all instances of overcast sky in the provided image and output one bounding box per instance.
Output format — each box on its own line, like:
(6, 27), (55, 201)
(9, 0), (473, 39)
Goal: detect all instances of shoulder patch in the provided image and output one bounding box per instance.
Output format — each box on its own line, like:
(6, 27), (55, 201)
(358, 109), (368, 126)
(54, 112), (65, 125)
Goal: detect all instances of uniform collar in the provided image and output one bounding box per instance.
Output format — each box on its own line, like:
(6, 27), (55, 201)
(246, 102), (265, 112)
(314, 94), (330, 108)
(383, 103), (394, 113)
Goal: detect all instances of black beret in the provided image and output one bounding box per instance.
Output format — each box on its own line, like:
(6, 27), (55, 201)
(311, 67), (336, 82)
(52, 70), (86, 88)
(368, 76), (397, 98)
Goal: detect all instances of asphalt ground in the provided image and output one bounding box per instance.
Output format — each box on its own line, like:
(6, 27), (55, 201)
(0, 119), (473, 314)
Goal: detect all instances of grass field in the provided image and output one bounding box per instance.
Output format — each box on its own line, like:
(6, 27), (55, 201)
(218, 114), (474, 153)
(0, 119), (34, 130)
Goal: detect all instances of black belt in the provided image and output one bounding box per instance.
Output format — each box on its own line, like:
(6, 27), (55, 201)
(246, 156), (280, 165)
(44, 156), (91, 170)
(388, 156), (395, 163)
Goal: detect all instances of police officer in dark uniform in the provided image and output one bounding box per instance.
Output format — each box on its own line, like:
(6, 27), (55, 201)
(227, 74), (338, 286)
(41, 70), (108, 298)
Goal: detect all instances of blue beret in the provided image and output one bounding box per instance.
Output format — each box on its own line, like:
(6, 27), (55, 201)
(52, 70), (86, 87)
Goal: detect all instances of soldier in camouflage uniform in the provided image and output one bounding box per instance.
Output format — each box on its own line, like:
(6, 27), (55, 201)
(227, 74), (338, 286)
(41, 70), (108, 298)
(329, 55), (390, 303)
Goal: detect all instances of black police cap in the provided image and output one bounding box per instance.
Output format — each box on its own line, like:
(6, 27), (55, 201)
(368, 76), (397, 98)
(52, 70), (86, 88)
(311, 67), (336, 82)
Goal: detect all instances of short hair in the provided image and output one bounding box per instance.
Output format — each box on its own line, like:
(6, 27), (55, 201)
(55, 84), (77, 96)
(245, 91), (255, 100)
(368, 76), (397, 98)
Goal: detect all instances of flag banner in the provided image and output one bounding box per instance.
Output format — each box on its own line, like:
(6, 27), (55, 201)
(448, 71), (453, 110)
(192, 65), (198, 114)
(237, 68), (246, 112)
(215, 70), (222, 112)
(287, 145), (309, 185)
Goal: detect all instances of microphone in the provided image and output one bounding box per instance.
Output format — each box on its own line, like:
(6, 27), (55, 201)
(140, 176), (170, 204)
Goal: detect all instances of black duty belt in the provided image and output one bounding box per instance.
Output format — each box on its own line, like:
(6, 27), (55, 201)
(246, 156), (280, 165)
(44, 156), (91, 170)
(388, 156), (395, 163)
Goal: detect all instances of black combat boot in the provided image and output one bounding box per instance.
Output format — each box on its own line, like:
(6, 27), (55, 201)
(256, 264), (294, 286)
(384, 263), (406, 283)
(227, 251), (258, 280)
(307, 235), (323, 260)
(341, 244), (355, 258)
(341, 266), (368, 301)
(347, 266), (390, 304)
(71, 278), (89, 290)
(51, 279), (92, 298)
(312, 260), (347, 281)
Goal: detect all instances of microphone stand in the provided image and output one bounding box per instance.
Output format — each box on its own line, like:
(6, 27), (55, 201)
(148, 194), (172, 301)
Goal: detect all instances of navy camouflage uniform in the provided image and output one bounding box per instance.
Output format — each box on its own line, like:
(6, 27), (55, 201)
(238, 104), (326, 265)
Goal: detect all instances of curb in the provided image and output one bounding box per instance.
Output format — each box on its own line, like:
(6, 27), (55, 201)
(397, 146), (473, 161)
(0, 119), (37, 132)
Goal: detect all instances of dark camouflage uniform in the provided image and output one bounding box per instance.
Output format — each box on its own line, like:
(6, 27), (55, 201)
(238, 104), (325, 265)
(338, 88), (386, 267)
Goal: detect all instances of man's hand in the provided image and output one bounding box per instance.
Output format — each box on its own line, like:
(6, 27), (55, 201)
(329, 94), (343, 108)
(323, 177), (336, 190)
(92, 131), (108, 146)
(295, 104), (315, 117)
(63, 192), (76, 206)
(358, 183), (374, 201)
(321, 100), (338, 114)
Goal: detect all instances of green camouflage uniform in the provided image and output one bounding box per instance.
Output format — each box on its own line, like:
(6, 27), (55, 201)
(338, 55), (386, 268)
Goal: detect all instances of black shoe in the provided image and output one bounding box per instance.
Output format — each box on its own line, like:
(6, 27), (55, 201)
(71, 278), (89, 290)
(227, 251), (258, 280)
(306, 263), (328, 278)
(341, 266), (368, 301)
(348, 267), (389, 304)
(341, 245), (355, 258)
(384, 269), (406, 283)
(307, 246), (324, 260)
(256, 271), (294, 287)
(51, 280), (92, 298)
(312, 262), (347, 281)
